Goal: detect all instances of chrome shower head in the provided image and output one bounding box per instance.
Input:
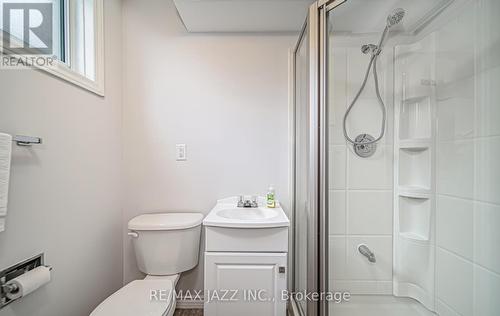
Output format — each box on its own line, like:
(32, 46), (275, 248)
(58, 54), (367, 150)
(387, 8), (405, 27)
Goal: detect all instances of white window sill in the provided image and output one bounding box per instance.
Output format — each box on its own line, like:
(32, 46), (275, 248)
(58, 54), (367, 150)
(40, 59), (105, 96)
(0, 48), (104, 97)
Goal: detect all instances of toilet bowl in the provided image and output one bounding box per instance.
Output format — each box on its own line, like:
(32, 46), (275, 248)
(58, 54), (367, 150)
(90, 213), (204, 316)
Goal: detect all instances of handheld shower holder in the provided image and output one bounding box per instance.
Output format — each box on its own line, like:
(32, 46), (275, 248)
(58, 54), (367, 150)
(361, 44), (381, 56)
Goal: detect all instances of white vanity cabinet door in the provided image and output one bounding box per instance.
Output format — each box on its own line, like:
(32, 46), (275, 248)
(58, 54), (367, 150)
(204, 252), (287, 316)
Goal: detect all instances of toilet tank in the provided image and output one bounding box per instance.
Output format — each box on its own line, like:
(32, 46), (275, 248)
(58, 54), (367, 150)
(128, 213), (204, 275)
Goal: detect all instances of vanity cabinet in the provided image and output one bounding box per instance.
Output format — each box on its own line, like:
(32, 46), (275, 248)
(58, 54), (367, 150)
(204, 252), (287, 316)
(203, 197), (290, 316)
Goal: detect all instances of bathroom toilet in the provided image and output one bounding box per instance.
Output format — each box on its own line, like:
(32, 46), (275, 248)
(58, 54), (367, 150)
(90, 213), (204, 316)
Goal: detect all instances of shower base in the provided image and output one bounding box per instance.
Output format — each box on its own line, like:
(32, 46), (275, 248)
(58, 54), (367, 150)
(329, 295), (435, 316)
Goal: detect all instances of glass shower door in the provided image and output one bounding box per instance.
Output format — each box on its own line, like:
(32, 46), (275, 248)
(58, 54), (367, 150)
(324, 1), (500, 316)
(293, 23), (309, 315)
(292, 2), (323, 315)
(293, 0), (500, 315)
(292, 18), (313, 315)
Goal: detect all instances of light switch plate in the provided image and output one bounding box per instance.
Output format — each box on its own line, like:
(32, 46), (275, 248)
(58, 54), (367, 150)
(176, 144), (187, 161)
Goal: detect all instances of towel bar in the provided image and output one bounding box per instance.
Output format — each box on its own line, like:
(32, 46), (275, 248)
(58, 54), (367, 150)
(12, 135), (42, 146)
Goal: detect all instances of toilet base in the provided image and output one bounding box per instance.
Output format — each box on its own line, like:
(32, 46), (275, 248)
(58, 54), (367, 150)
(90, 274), (180, 316)
(145, 273), (180, 287)
(145, 274), (180, 316)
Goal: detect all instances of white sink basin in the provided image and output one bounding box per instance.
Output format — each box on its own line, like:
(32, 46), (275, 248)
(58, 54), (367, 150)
(203, 196), (289, 228)
(216, 207), (279, 220)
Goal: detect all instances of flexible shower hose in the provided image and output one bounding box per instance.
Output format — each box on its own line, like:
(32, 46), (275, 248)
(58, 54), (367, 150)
(343, 28), (388, 146)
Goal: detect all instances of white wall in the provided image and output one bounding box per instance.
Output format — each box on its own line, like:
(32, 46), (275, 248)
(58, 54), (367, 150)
(121, 0), (295, 291)
(328, 37), (394, 295)
(0, 1), (123, 315)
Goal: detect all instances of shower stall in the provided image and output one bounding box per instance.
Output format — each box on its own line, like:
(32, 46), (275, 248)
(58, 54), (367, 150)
(290, 0), (500, 316)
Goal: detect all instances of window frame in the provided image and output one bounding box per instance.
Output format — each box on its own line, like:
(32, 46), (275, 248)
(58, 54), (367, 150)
(0, 0), (105, 96)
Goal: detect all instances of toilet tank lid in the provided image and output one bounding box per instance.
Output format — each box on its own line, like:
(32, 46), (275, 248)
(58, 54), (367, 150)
(128, 213), (204, 231)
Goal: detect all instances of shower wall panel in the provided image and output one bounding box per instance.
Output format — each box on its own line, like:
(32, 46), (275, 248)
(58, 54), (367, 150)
(392, 1), (500, 315)
(328, 38), (395, 295)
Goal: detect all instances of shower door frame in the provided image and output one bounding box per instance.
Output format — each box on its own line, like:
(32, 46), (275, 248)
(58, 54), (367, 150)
(290, 1), (347, 316)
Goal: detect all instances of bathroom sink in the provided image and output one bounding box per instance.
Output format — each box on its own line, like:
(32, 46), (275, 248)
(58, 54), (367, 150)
(216, 207), (279, 220)
(203, 196), (289, 228)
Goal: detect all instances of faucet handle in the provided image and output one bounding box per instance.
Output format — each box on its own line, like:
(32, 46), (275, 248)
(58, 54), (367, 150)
(237, 195), (244, 207)
(251, 196), (258, 207)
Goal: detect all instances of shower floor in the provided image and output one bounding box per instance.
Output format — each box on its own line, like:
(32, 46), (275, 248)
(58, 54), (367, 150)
(329, 295), (435, 316)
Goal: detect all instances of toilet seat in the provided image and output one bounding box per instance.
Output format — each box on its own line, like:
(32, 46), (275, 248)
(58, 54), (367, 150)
(90, 279), (175, 316)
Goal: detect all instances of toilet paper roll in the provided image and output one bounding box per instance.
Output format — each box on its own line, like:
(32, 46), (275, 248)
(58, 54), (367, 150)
(6, 266), (51, 300)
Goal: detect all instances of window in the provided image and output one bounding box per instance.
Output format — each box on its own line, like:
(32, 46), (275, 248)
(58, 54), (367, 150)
(0, 0), (104, 95)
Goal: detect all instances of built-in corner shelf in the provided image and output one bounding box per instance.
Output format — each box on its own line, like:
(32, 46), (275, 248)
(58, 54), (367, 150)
(399, 96), (432, 140)
(399, 186), (431, 199)
(399, 138), (432, 150)
(398, 195), (431, 241)
(394, 34), (437, 312)
(399, 232), (429, 242)
(399, 148), (431, 190)
(402, 95), (428, 104)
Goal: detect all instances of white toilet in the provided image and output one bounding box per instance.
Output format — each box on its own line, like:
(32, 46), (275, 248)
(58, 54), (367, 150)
(90, 213), (204, 316)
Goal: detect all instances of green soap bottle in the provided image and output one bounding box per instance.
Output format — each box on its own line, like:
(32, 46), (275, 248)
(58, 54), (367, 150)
(266, 185), (276, 208)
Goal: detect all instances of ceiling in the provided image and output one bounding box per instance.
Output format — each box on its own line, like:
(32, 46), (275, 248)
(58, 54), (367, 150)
(173, 0), (452, 34)
(173, 0), (314, 32)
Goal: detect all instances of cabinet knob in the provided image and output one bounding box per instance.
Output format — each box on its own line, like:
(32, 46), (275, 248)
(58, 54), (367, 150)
(279, 266), (286, 274)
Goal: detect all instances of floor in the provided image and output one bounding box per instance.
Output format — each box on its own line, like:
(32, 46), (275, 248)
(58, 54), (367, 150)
(174, 309), (203, 316)
(172, 296), (434, 316)
(329, 295), (436, 316)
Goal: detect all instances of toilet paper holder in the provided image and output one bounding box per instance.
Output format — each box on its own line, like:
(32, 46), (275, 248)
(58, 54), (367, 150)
(1, 283), (18, 295)
(0, 253), (52, 309)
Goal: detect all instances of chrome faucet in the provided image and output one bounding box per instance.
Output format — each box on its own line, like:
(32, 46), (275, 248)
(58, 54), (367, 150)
(237, 195), (258, 208)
